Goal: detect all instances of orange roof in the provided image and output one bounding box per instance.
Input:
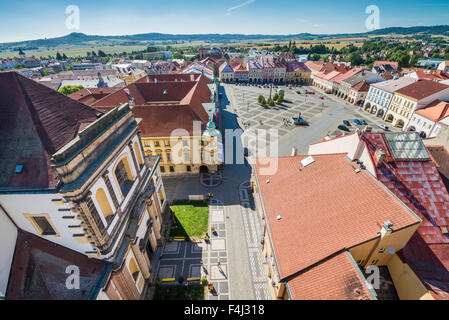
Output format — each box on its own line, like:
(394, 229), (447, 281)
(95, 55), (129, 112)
(254, 154), (420, 280)
(288, 251), (373, 300)
(415, 100), (449, 122)
(351, 81), (370, 92)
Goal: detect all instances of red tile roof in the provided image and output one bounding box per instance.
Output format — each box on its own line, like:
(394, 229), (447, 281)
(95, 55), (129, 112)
(395, 79), (449, 101)
(351, 81), (370, 92)
(374, 61), (399, 69)
(0, 71), (101, 189)
(288, 251), (373, 300)
(254, 154), (420, 280)
(415, 100), (449, 122)
(6, 230), (108, 300)
(92, 74), (212, 136)
(361, 132), (449, 299)
(69, 87), (122, 105)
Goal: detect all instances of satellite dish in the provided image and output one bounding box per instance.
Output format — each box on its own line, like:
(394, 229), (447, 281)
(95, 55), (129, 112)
(388, 246), (395, 255)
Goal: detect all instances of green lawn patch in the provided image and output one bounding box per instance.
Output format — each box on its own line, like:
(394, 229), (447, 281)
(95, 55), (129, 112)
(169, 200), (209, 238)
(153, 285), (205, 300)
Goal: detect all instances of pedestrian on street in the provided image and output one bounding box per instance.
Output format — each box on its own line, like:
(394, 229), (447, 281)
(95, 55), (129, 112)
(217, 261), (221, 271)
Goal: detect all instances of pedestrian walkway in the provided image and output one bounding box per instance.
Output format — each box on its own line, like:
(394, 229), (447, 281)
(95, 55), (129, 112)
(238, 180), (270, 300)
(155, 240), (206, 284)
(205, 198), (231, 300)
(200, 172), (223, 187)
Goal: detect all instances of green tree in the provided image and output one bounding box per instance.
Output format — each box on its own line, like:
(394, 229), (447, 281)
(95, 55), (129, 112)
(98, 50), (106, 57)
(273, 93), (279, 101)
(268, 98), (275, 107)
(62, 53), (68, 60)
(56, 52), (63, 60)
(59, 85), (84, 95)
(276, 95), (284, 105)
(67, 64), (73, 71)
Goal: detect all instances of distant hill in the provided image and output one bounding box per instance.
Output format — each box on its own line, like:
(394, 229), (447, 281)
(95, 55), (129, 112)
(1, 25), (448, 51)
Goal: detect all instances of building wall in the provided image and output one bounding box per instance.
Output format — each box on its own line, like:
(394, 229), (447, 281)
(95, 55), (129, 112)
(349, 223), (419, 269)
(0, 207), (17, 298)
(0, 192), (94, 255)
(405, 113), (441, 138)
(141, 136), (219, 175)
(387, 254), (434, 300)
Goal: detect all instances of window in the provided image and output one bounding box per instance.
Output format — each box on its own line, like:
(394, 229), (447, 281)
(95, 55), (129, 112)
(169, 166), (174, 172)
(96, 188), (114, 225)
(164, 140), (170, 147)
(183, 140), (189, 147)
(184, 152), (190, 162)
(186, 165), (191, 172)
(371, 259), (379, 265)
(144, 141), (150, 147)
(160, 166), (165, 173)
(166, 153), (171, 162)
(133, 142), (144, 167)
(128, 257), (140, 282)
(114, 157), (134, 198)
(154, 141), (160, 147)
(25, 214), (58, 236)
(378, 248), (385, 253)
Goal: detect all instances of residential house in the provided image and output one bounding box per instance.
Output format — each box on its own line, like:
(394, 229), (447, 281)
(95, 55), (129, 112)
(218, 62), (235, 83)
(309, 131), (449, 300)
(337, 70), (384, 101)
(251, 151), (421, 300)
(385, 79), (449, 128)
(347, 81), (370, 105)
(405, 100), (449, 138)
(363, 77), (418, 119)
(285, 61), (311, 84)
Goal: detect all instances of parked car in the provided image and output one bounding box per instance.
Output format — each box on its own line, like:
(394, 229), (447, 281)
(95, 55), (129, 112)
(361, 120), (367, 125)
(353, 119), (362, 125)
(338, 125), (350, 132)
(379, 124), (389, 131)
(343, 120), (351, 127)
(319, 96), (324, 99)
(296, 90), (301, 94)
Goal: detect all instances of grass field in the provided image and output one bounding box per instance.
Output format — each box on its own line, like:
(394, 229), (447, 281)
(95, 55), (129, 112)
(153, 284), (205, 300)
(169, 200), (209, 238)
(0, 45), (147, 58)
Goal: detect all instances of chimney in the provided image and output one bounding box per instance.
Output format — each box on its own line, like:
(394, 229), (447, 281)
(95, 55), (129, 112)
(374, 149), (386, 167)
(291, 147), (298, 156)
(380, 221), (394, 238)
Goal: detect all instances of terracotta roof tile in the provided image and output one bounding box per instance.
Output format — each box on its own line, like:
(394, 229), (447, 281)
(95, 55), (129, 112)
(396, 79), (449, 101)
(0, 71), (101, 189)
(254, 154), (420, 279)
(288, 251), (373, 300)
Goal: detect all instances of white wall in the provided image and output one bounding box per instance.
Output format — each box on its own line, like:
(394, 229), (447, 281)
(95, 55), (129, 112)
(0, 193), (94, 255)
(308, 133), (360, 156)
(0, 207), (17, 298)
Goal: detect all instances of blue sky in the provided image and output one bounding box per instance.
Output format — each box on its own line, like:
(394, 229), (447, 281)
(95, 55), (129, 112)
(1, 0), (449, 43)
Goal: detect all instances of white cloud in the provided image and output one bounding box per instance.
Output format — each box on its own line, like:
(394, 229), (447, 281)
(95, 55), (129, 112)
(297, 18), (309, 23)
(227, 0), (256, 12)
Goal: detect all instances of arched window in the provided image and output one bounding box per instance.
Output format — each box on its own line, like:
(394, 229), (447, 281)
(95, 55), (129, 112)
(96, 188), (114, 224)
(133, 141), (143, 167)
(114, 156), (134, 198)
(128, 257), (140, 282)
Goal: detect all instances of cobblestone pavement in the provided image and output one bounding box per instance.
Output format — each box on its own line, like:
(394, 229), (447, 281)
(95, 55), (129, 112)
(238, 180), (270, 300)
(206, 199), (231, 300)
(156, 240), (206, 284)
